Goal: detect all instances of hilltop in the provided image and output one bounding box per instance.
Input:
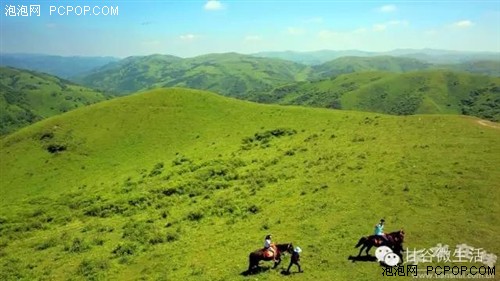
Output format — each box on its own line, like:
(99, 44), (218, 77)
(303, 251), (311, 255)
(1, 88), (498, 280)
(253, 70), (500, 121)
(0, 66), (107, 135)
(75, 53), (310, 97)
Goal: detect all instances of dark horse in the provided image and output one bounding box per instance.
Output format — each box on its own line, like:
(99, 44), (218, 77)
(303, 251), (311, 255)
(355, 229), (405, 258)
(247, 243), (294, 274)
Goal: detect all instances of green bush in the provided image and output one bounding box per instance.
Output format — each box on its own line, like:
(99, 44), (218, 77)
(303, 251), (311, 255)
(149, 162), (164, 177)
(112, 242), (137, 257)
(35, 237), (58, 250)
(64, 237), (91, 253)
(77, 258), (109, 280)
(186, 211), (204, 221)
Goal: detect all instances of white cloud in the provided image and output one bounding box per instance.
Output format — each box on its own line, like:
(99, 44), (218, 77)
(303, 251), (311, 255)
(244, 35), (262, 42)
(379, 4), (397, 13)
(372, 20), (408, 32)
(204, 0), (224, 11)
(287, 27), (305, 35)
(453, 20), (473, 28)
(179, 34), (197, 41)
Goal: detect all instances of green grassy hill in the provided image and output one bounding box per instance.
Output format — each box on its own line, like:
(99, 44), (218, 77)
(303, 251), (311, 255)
(311, 56), (432, 79)
(255, 70), (500, 121)
(0, 54), (118, 79)
(77, 53), (310, 97)
(1, 88), (498, 280)
(435, 60), (500, 77)
(0, 67), (107, 135)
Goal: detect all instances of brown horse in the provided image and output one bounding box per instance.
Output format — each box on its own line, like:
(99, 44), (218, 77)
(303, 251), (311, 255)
(355, 229), (405, 258)
(247, 243), (294, 274)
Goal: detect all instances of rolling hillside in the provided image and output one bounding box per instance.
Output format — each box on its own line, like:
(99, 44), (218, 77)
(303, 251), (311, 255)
(1, 88), (498, 280)
(436, 60), (500, 77)
(0, 54), (118, 79)
(0, 67), (107, 135)
(255, 70), (500, 121)
(76, 53), (310, 97)
(311, 56), (432, 79)
(73, 53), (500, 122)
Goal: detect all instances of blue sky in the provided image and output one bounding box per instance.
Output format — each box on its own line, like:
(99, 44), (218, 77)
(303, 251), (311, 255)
(1, 0), (499, 57)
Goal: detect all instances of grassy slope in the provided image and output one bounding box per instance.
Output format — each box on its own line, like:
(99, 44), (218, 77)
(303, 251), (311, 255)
(434, 60), (500, 77)
(0, 67), (107, 135)
(77, 53), (310, 97)
(311, 56), (432, 79)
(256, 70), (500, 121)
(0, 88), (498, 281)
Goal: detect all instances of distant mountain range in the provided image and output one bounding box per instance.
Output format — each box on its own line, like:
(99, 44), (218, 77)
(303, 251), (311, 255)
(1, 49), (498, 79)
(74, 52), (500, 97)
(253, 49), (500, 65)
(0, 53), (119, 79)
(73, 52), (311, 97)
(1, 50), (499, 135)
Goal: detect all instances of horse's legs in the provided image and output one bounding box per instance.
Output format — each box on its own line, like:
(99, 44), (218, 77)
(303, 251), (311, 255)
(273, 258), (281, 269)
(365, 244), (372, 256)
(358, 244), (365, 256)
(248, 257), (256, 273)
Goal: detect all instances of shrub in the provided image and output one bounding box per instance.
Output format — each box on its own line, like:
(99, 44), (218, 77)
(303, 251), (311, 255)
(46, 144), (67, 153)
(112, 242), (137, 257)
(149, 162), (164, 177)
(165, 231), (179, 242)
(247, 204), (260, 214)
(35, 237), (58, 251)
(186, 211), (204, 222)
(148, 231), (165, 245)
(77, 258), (109, 280)
(64, 237), (90, 253)
(172, 155), (191, 166)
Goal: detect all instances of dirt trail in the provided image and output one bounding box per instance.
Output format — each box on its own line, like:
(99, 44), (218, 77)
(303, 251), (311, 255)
(477, 120), (500, 130)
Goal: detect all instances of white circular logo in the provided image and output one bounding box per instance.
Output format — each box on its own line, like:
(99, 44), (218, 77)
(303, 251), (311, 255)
(384, 252), (401, 266)
(375, 246), (392, 262)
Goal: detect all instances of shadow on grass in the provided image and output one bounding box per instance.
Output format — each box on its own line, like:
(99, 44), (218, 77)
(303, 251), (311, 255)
(240, 266), (271, 276)
(348, 255), (377, 263)
(281, 270), (304, 275)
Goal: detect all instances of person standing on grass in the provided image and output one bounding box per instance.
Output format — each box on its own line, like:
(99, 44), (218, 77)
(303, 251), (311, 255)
(286, 246), (303, 274)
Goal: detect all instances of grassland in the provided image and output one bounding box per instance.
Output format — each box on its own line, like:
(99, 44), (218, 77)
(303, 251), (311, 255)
(74, 54), (500, 122)
(0, 67), (107, 135)
(311, 56), (432, 79)
(1, 88), (498, 280)
(76, 53), (310, 97)
(255, 70), (500, 121)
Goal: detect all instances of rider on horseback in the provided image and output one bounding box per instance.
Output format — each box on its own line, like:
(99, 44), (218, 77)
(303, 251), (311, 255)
(375, 219), (388, 243)
(264, 234), (277, 262)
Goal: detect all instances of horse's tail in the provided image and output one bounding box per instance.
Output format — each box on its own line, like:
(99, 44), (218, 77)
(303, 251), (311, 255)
(355, 237), (367, 248)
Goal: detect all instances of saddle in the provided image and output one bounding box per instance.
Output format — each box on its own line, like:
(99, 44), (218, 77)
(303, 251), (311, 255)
(264, 245), (277, 258)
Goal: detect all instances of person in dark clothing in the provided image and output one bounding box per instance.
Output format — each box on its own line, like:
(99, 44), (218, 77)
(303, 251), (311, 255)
(286, 246), (303, 273)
